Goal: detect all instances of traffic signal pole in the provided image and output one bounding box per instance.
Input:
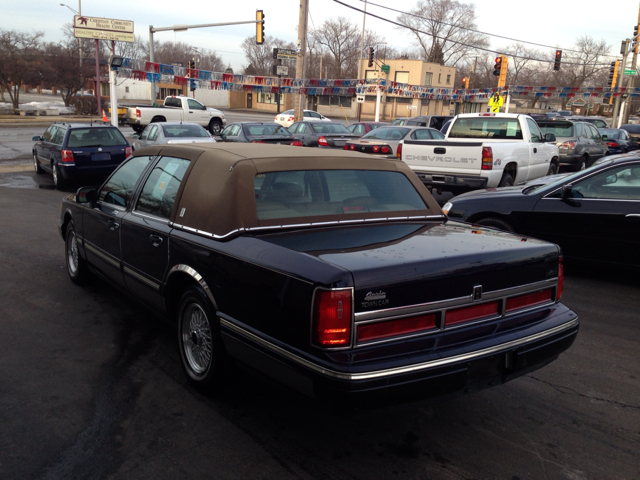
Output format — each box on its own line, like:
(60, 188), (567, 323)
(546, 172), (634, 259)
(613, 40), (630, 128)
(623, 9), (640, 124)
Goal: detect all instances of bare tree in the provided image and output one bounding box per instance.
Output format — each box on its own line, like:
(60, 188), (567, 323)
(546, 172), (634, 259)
(41, 41), (95, 106)
(396, 0), (489, 66)
(0, 29), (44, 111)
(241, 35), (295, 76)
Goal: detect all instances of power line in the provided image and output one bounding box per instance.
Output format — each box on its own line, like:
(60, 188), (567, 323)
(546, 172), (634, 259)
(333, 0), (617, 66)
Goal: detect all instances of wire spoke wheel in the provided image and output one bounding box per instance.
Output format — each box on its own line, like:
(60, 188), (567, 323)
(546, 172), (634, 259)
(181, 303), (213, 375)
(67, 229), (80, 276)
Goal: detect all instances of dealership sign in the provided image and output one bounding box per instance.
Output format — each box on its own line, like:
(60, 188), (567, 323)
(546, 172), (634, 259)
(74, 15), (134, 42)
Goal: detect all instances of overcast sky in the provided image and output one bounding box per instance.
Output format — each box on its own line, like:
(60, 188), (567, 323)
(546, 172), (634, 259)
(4, 0), (637, 71)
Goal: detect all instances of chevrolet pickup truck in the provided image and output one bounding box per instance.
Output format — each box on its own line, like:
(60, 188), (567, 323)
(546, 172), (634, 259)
(401, 113), (559, 194)
(123, 96), (226, 135)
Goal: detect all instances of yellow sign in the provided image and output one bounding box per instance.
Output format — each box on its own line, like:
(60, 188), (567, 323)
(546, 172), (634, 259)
(73, 15), (134, 42)
(488, 94), (504, 113)
(74, 28), (134, 42)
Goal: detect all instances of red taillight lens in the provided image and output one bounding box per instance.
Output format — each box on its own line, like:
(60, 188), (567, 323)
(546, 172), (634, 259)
(481, 146), (493, 170)
(317, 136), (329, 146)
(446, 301), (499, 326)
(505, 289), (553, 313)
(381, 146), (389, 154)
(135, 108), (141, 118)
(557, 257), (564, 300)
(606, 141), (619, 148)
(290, 140), (303, 146)
(357, 313), (437, 343)
(396, 143), (402, 158)
(372, 145), (380, 153)
(560, 141), (576, 149)
(288, 116), (294, 121)
(125, 146), (132, 156)
(349, 144), (356, 151)
(312, 289), (352, 348)
(61, 150), (74, 163)
(343, 144), (349, 150)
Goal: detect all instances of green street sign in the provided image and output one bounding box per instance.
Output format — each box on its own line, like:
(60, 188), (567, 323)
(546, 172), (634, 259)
(381, 64), (390, 73)
(624, 69), (637, 76)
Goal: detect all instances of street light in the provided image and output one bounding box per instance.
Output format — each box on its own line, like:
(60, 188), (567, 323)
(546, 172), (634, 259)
(60, 2), (83, 94)
(60, 3), (78, 14)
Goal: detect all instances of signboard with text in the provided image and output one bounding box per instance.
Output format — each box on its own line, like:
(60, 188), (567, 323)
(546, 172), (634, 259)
(74, 15), (134, 43)
(276, 48), (297, 60)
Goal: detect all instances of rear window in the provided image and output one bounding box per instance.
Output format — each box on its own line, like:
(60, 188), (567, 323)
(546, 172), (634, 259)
(255, 170), (427, 220)
(538, 122), (574, 137)
(244, 124), (291, 136)
(164, 97), (182, 108)
(361, 127), (410, 140)
(449, 118), (523, 139)
(67, 128), (127, 147)
(311, 123), (351, 134)
(162, 124), (209, 138)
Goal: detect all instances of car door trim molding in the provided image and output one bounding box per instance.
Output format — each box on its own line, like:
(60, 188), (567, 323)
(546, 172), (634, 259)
(219, 315), (579, 381)
(84, 242), (120, 268)
(123, 265), (160, 290)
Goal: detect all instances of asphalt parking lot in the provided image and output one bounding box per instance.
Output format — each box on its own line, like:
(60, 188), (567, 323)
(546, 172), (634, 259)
(0, 169), (638, 479)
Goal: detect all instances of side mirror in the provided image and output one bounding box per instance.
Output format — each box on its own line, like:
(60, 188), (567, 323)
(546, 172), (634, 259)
(132, 134), (139, 139)
(561, 184), (573, 199)
(32, 136), (42, 141)
(544, 133), (556, 142)
(75, 186), (97, 205)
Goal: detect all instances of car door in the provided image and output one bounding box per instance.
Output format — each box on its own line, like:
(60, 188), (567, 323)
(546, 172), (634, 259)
(526, 117), (553, 179)
(531, 162), (640, 265)
(146, 125), (160, 146)
(40, 126), (59, 168)
(589, 124), (607, 161)
(135, 125), (152, 150)
(187, 98), (208, 124)
(120, 155), (191, 312)
(82, 155), (154, 288)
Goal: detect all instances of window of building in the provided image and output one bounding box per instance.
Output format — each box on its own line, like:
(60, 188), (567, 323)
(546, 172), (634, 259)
(438, 73), (441, 84)
(125, 86), (130, 93)
(446, 74), (451, 84)
(425, 72), (432, 86)
(395, 97), (412, 104)
(257, 92), (283, 105)
(394, 71), (410, 84)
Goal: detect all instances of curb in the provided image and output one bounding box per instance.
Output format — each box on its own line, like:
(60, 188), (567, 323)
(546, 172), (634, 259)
(0, 162), (32, 174)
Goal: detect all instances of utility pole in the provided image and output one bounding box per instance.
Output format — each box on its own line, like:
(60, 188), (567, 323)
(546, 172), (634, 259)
(612, 40), (630, 128)
(623, 5), (640, 124)
(294, 0), (309, 122)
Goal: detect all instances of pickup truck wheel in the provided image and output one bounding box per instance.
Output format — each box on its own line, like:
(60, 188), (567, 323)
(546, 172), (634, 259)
(547, 162), (558, 176)
(209, 119), (223, 136)
(498, 173), (514, 188)
(178, 286), (230, 392)
(65, 221), (90, 285)
(475, 217), (514, 232)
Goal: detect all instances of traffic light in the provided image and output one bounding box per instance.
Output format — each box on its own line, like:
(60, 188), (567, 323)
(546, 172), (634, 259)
(633, 25), (639, 53)
(461, 77), (469, 89)
(493, 56), (502, 76)
(368, 47), (374, 67)
(554, 50), (562, 71)
(609, 61), (619, 89)
(188, 60), (195, 69)
(256, 10), (264, 44)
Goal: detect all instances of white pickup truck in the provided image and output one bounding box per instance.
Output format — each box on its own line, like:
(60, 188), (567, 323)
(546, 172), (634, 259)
(123, 96), (226, 135)
(401, 113), (559, 194)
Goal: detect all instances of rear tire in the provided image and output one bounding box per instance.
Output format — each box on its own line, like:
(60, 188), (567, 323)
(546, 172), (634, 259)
(547, 161), (558, 176)
(65, 221), (90, 285)
(575, 156), (588, 171)
(52, 162), (66, 189)
(33, 151), (44, 174)
(208, 119), (223, 136)
(498, 173), (514, 187)
(475, 217), (515, 232)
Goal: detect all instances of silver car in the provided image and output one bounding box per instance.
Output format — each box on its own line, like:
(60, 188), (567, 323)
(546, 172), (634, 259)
(343, 126), (445, 158)
(132, 122), (215, 151)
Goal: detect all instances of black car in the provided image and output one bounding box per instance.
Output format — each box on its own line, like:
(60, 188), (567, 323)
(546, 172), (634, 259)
(346, 122), (389, 137)
(391, 115), (453, 130)
(288, 121), (359, 147)
(567, 116), (609, 129)
(536, 119), (608, 171)
(443, 155), (640, 267)
(620, 124), (640, 140)
(220, 122), (302, 145)
(32, 122), (131, 189)
(598, 128), (639, 154)
(58, 143), (577, 411)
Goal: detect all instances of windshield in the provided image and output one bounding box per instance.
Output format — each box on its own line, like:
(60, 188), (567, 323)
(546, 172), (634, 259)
(362, 127), (410, 140)
(162, 124), (209, 138)
(448, 117), (523, 139)
(244, 124), (292, 136)
(311, 123), (351, 134)
(538, 122), (574, 137)
(67, 128), (127, 147)
(599, 129), (621, 139)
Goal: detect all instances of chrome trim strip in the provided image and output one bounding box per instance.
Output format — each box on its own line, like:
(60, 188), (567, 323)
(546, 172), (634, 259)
(626, 213), (640, 217)
(131, 210), (170, 224)
(123, 266), (160, 290)
(166, 264), (217, 309)
(542, 197), (640, 203)
(220, 317), (578, 381)
(84, 243), (119, 268)
(355, 278), (558, 322)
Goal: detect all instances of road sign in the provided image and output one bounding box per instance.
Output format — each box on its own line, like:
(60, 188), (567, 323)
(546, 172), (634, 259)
(275, 65), (288, 76)
(488, 93), (504, 113)
(624, 69), (637, 76)
(356, 95), (365, 103)
(74, 15), (134, 42)
(275, 48), (297, 60)
(381, 64), (390, 73)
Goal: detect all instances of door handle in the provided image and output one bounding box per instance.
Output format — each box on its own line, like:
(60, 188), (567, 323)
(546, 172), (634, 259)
(149, 234), (163, 247)
(533, 148), (537, 153)
(108, 219), (120, 231)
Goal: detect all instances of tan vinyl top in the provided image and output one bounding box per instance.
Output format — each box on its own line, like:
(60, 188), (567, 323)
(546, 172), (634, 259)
(138, 143), (443, 238)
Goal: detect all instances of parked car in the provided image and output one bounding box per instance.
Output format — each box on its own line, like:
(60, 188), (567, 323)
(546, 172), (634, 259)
(536, 118), (608, 171)
(220, 122), (302, 145)
(123, 96), (226, 135)
(442, 155), (640, 266)
(597, 128), (639, 154)
(567, 116), (609, 129)
(32, 122), (131, 189)
(391, 115), (452, 130)
(58, 143), (578, 410)
(274, 109), (330, 128)
(132, 122), (215, 151)
(288, 121), (359, 147)
(346, 122), (389, 137)
(620, 124), (640, 140)
(344, 126), (444, 158)
(556, 110), (573, 117)
(401, 113), (559, 194)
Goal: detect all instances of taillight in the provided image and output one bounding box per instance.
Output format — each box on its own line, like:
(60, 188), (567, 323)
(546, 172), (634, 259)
(606, 141), (619, 148)
(135, 108), (141, 118)
(396, 143), (402, 158)
(290, 140), (303, 146)
(252, 140), (266, 143)
(312, 289), (352, 348)
(505, 289), (553, 313)
(381, 146), (389, 154)
(61, 150), (74, 163)
(560, 141), (576, 149)
(372, 145), (380, 153)
(357, 313), (437, 343)
(125, 146), (132, 156)
(446, 302), (499, 326)
(349, 144), (356, 151)
(343, 144), (349, 150)
(317, 136), (329, 146)
(481, 146), (493, 170)
(288, 116), (294, 121)
(557, 256), (564, 300)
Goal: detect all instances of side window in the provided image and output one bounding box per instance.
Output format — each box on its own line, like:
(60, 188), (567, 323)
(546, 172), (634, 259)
(527, 118), (542, 142)
(411, 129), (433, 140)
(139, 125), (152, 141)
(99, 156), (152, 208)
(43, 126), (57, 142)
(573, 165), (640, 200)
(578, 124), (589, 139)
(355, 124), (365, 135)
(229, 125), (241, 136)
(289, 123), (301, 133)
(222, 125), (233, 136)
(308, 111), (321, 118)
(148, 125), (159, 141)
(187, 99), (205, 110)
(53, 128), (66, 145)
(136, 156), (190, 219)
(431, 130), (445, 139)
(589, 125), (601, 140)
